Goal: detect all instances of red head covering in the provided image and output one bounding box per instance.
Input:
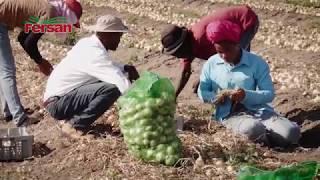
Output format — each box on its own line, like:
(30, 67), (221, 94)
(206, 20), (241, 44)
(65, 0), (83, 28)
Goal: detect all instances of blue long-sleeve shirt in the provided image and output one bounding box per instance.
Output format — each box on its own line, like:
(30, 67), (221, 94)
(198, 50), (275, 121)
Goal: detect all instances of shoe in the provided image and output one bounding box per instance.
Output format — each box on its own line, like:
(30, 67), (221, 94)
(16, 112), (43, 127)
(57, 121), (87, 139)
(5, 115), (13, 122)
(0, 114), (13, 122)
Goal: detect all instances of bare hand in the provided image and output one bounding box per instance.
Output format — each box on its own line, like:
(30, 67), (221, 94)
(230, 88), (246, 103)
(213, 93), (228, 105)
(212, 89), (234, 105)
(124, 65), (139, 82)
(38, 59), (53, 76)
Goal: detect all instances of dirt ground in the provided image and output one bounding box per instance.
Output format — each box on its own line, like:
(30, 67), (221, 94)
(0, 0), (320, 179)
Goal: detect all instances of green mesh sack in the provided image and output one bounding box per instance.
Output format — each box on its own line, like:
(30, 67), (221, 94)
(117, 71), (182, 166)
(237, 161), (319, 180)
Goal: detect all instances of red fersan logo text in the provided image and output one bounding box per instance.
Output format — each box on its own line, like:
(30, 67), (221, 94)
(24, 16), (73, 33)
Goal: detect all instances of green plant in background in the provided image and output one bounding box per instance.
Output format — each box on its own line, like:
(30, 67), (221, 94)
(64, 30), (78, 46)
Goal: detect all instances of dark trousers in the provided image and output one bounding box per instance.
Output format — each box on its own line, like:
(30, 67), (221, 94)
(46, 81), (121, 129)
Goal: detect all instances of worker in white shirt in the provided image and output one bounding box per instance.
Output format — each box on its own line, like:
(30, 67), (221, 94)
(43, 15), (139, 137)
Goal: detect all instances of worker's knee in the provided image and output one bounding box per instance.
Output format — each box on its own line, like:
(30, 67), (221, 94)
(239, 118), (266, 141)
(105, 84), (121, 100)
(96, 83), (121, 98)
(265, 117), (301, 147)
(224, 115), (267, 142)
(283, 124), (301, 144)
(274, 124), (300, 146)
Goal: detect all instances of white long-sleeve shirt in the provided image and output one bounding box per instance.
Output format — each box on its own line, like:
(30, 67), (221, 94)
(43, 34), (131, 101)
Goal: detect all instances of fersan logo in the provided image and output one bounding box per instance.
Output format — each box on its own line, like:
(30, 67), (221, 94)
(24, 16), (73, 33)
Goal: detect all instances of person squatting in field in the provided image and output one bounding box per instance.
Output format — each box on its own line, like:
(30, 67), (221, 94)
(43, 15), (139, 138)
(197, 20), (301, 147)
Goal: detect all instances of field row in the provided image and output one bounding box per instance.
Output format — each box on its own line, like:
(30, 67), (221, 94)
(83, 0), (320, 53)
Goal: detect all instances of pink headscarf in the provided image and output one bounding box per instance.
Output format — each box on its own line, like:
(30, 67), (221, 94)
(206, 20), (242, 44)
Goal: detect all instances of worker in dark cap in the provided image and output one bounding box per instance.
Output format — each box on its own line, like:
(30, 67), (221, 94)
(160, 5), (259, 98)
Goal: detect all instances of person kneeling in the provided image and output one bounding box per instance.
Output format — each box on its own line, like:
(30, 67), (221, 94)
(43, 15), (139, 138)
(197, 20), (300, 147)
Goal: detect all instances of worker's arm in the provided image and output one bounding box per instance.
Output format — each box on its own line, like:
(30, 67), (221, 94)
(17, 31), (53, 76)
(175, 59), (192, 98)
(86, 55), (131, 94)
(197, 61), (216, 103)
(17, 31), (43, 63)
(241, 60), (275, 105)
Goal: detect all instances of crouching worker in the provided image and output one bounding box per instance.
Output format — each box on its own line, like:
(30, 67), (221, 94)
(197, 20), (301, 147)
(43, 15), (139, 137)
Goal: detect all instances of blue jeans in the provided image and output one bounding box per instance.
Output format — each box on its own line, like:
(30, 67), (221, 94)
(0, 23), (27, 124)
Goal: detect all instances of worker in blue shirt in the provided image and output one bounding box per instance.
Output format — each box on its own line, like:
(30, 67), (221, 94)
(198, 20), (300, 147)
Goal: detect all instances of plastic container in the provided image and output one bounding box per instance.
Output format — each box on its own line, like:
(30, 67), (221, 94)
(0, 127), (33, 161)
